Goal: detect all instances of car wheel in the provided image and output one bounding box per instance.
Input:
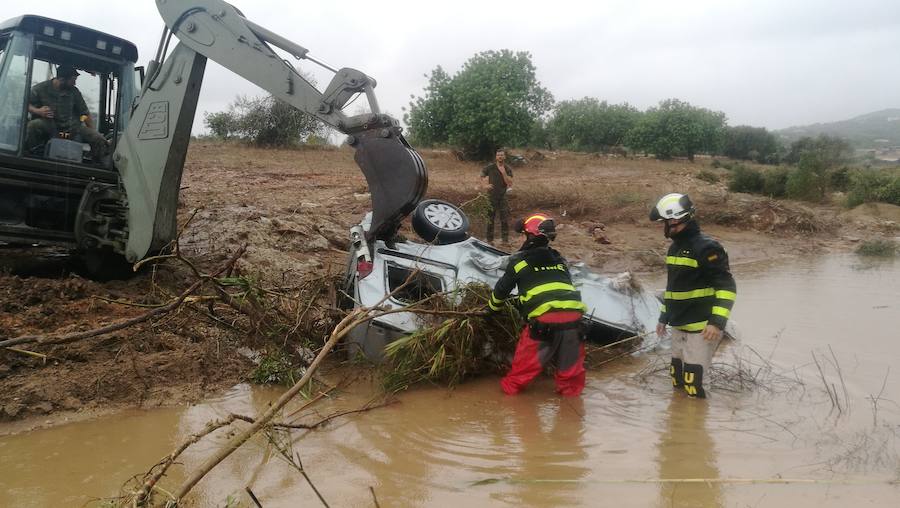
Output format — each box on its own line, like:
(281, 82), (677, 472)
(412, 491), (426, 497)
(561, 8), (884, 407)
(411, 199), (470, 245)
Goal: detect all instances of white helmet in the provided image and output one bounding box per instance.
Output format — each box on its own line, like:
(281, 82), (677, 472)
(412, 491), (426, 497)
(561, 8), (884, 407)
(650, 193), (695, 222)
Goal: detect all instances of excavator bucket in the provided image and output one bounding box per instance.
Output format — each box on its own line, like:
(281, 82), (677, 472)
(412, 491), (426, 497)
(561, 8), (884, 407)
(352, 130), (428, 242)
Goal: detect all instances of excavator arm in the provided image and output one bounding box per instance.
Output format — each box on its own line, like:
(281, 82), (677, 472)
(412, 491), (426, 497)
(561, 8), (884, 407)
(113, 0), (427, 262)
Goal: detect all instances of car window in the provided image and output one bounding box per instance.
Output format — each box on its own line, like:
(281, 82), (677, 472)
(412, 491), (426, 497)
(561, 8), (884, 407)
(386, 262), (444, 304)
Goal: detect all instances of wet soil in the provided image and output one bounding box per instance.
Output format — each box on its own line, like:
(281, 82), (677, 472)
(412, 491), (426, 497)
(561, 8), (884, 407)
(1, 143), (898, 427)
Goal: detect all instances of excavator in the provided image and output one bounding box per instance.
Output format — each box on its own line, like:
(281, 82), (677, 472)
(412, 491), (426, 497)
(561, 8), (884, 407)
(0, 0), (427, 277)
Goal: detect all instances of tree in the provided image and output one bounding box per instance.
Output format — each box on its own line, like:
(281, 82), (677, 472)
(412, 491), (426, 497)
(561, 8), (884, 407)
(404, 66), (452, 147)
(406, 50), (553, 159)
(625, 99), (726, 161)
(783, 135), (853, 202)
(203, 111), (238, 139)
(202, 95), (327, 147)
(723, 125), (780, 163)
(784, 135), (851, 166)
(546, 98), (641, 152)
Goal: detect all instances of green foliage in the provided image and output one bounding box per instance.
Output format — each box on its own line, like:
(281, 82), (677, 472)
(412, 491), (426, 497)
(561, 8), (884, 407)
(203, 111), (238, 139)
(784, 135), (852, 166)
(723, 125), (780, 163)
(625, 98), (726, 161)
(846, 169), (900, 206)
(251, 350), (302, 385)
(785, 165), (822, 201)
(406, 50), (554, 159)
(696, 169), (720, 183)
(855, 238), (898, 257)
(405, 65), (452, 147)
(529, 118), (552, 149)
(728, 164), (765, 193)
(762, 166), (790, 197)
(203, 79), (327, 147)
(829, 166), (852, 192)
(546, 98), (640, 152)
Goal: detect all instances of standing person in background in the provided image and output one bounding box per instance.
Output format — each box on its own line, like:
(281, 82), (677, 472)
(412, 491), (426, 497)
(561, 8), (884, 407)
(480, 148), (513, 245)
(651, 193), (737, 399)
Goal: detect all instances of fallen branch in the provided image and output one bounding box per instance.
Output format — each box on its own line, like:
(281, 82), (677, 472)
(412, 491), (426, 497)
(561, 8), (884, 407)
(169, 272), (427, 504)
(171, 308), (365, 502)
(133, 414), (243, 506)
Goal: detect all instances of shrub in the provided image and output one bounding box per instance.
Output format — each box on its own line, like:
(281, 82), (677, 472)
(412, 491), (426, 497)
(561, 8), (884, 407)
(829, 166), (852, 192)
(728, 164), (764, 193)
(856, 239), (898, 257)
(847, 169), (900, 207)
(696, 169), (720, 183)
(762, 166), (790, 197)
(785, 166), (823, 202)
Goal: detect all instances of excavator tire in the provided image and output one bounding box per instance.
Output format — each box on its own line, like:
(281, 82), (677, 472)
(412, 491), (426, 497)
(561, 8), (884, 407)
(80, 247), (136, 281)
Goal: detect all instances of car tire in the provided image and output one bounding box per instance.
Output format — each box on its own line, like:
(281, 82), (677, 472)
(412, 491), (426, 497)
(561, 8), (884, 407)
(411, 199), (470, 245)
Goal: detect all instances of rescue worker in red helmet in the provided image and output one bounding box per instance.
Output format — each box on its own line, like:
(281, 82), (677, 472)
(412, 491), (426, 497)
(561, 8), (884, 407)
(651, 193), (737, 398)
(488, 213), (588, 396)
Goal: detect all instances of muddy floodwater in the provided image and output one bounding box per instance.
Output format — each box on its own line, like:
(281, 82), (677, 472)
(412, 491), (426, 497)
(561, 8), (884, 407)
(1, 254), (899, 507)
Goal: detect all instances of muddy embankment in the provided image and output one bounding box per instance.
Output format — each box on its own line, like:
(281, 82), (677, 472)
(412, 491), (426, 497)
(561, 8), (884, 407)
(1, 143), (898, 428)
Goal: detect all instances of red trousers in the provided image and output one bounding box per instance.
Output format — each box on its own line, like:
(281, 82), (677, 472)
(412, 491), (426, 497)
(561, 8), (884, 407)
(500, 311), (586, 396)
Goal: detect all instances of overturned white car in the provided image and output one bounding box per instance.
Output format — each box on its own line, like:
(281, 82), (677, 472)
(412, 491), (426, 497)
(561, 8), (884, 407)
(339, 199), (661, 359)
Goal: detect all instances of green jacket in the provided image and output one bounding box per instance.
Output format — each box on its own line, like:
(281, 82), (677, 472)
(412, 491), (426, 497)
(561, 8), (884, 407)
(29, 80), (89, 131)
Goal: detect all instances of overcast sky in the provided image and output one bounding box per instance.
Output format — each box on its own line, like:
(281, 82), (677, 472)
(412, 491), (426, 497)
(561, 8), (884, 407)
(18, 0), (900, 135)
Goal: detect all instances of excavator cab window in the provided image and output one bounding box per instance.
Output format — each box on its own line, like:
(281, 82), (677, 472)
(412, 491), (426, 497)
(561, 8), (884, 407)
(0, 32), (29, 153)
(25, 53), (123, 165)
(0, 18), (138, 165)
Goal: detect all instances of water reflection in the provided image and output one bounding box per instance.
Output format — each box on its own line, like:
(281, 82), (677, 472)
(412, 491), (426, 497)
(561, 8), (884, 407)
(503, 396), (589, 506)
(656, 395), (722, 507)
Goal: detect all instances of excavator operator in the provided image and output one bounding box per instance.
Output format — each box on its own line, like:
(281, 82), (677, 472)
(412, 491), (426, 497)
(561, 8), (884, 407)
(26, 65), (108, 162)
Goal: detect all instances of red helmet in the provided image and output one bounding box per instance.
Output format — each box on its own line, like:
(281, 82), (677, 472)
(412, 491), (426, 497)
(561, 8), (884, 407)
(517, 213), (557, 240)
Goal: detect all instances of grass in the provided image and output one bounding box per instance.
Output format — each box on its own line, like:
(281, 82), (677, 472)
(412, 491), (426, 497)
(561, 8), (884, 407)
(855, 239), (898, 257)
(695, 169), (720, 183)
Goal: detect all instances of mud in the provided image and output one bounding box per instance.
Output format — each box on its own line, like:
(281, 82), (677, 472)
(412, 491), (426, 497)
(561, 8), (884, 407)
(1, 143), (897, 426)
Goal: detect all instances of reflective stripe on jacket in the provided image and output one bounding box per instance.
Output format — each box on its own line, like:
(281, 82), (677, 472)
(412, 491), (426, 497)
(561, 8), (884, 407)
(489, 246), (587, 319)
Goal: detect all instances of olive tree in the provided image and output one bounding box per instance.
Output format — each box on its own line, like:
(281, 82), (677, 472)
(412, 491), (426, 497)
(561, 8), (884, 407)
(626, 99), (726, 161)
(405, 50), (553, 159)
(546, 98), (640, 152)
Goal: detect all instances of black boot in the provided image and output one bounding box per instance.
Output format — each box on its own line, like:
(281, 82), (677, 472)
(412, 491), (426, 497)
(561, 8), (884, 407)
(670, 358), (684, 388)
(682, 363), (706, 398)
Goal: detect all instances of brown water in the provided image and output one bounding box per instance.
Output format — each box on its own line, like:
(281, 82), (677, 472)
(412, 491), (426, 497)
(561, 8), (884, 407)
(1, 254), (899, 507)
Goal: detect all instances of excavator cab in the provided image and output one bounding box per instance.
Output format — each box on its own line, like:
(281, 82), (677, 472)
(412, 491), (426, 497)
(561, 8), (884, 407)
(0, 15), (139, 250)
(2, 2), (427, 279)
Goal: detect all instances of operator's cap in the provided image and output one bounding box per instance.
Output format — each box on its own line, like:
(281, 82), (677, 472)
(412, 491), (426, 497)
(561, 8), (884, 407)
(56, 65), (80, 79)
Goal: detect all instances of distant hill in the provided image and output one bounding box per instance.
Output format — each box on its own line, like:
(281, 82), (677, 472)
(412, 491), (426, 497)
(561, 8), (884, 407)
(777, 109), (900, 149)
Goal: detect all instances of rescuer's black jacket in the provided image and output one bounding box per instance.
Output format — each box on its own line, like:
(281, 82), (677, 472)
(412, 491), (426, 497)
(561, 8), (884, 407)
(660, 221), (737, 332)
(489, 244), (586, 319)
